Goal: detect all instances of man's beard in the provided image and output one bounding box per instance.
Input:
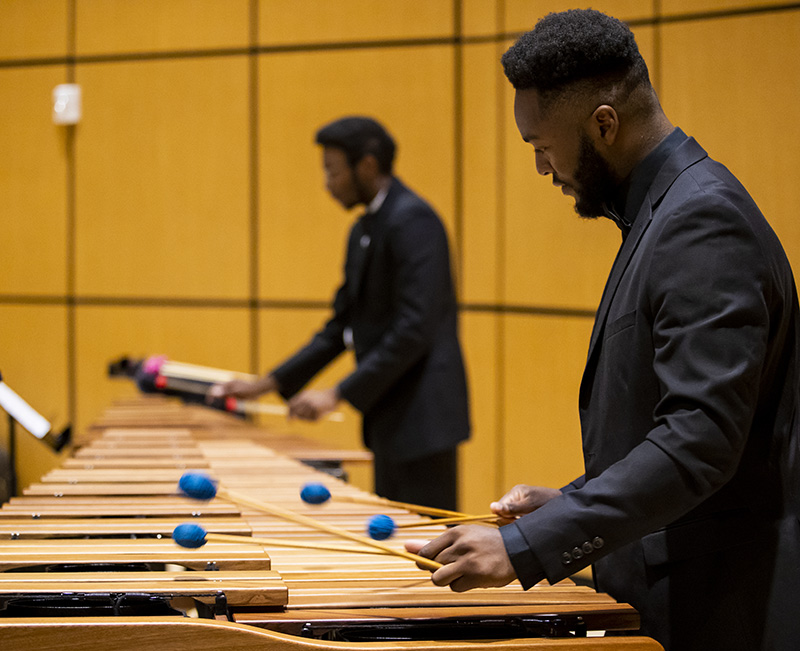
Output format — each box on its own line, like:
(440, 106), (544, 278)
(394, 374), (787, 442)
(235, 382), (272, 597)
(569, 132), (619, 219)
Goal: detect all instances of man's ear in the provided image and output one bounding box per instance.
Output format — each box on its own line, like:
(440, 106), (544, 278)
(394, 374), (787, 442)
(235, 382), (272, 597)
(587, 104), (619, 146)
(355, 153), (380, 180)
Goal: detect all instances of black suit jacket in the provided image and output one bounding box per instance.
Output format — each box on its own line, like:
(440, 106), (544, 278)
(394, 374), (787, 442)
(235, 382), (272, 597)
(505, 135), (800, 650)
(271, 178), (470, 462)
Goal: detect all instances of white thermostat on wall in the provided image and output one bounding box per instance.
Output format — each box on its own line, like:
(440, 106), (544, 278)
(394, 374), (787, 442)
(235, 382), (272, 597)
(52, 83), (82, 125)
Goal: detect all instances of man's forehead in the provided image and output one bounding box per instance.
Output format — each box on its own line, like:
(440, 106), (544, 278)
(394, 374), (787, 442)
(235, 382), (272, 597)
(513, 88), (549, 138)
(323, 146), (347, 165)
(514, 87), (586, 138)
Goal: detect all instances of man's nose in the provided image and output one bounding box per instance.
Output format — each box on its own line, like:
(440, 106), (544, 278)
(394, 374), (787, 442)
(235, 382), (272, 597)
(534, 151), (552, 176)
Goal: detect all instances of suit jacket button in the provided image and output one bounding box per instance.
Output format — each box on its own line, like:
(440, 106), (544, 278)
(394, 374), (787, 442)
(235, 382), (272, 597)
(571, 547), (583, 560)
(592, 537), (604, 549)
(561, 552), (572, 565)
(360, 234), (371, 248)
(582, 541), (594, 555)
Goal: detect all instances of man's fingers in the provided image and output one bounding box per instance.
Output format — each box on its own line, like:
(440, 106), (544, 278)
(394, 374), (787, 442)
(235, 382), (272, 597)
(417, 528), (459, 562)
(490, 500), (521, 517)
(288, 398), (318, 421)
(404, 539), (429, 555)
(205, 384), (225, 403)
(430, 562), (462, 588)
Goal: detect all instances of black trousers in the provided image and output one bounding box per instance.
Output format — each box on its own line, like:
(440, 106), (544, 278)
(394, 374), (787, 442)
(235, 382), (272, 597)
(373, 447), (458, 512)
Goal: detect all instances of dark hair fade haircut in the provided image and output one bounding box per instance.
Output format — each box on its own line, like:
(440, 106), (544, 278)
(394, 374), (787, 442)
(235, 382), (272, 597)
(501, 9), (651, 106)
(315, 116), (396, 175)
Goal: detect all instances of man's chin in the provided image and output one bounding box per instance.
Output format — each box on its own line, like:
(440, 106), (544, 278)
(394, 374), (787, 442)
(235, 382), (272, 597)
(572, 199), (602, 220)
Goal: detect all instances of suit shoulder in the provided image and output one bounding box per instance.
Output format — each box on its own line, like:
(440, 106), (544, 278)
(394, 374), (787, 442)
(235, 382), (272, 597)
(385, 182), (444, 228)
(658, 157), (767, 235)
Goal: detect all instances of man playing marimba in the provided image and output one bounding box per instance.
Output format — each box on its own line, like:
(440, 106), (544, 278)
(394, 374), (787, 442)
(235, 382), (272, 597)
(210, 117), (470, 512)
(409, 9), (800, 651)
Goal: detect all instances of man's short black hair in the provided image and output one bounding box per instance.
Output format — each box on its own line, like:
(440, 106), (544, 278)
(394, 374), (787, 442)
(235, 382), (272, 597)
(315, 116), (396, 174)
(502, 9), (651, 106)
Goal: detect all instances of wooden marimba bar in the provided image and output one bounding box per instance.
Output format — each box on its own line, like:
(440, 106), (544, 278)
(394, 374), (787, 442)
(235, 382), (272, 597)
(0, 398), (663, 650)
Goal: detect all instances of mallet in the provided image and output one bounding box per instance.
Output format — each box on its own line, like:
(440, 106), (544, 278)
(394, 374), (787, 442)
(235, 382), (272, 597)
(143, 355), (258, 384)
(172, 522), (389, 555)
(178, 472), (441, 571)
(365, 513), (503, 540)
(301, 482), (501, 521)
(153, 376), (344, 421)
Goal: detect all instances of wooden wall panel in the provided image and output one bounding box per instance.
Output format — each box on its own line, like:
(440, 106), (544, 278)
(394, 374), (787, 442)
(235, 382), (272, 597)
(459, 312), (500, 513)
(462, 0), (499, 37)
(0, 304), (69, 492)
(0, 305), (69, 426)
(0, 66), (69, 296)
(0, 0), (68, 60)
(502, 314), (589, 491)
(258, 46), (455, 302)
(660, 11), (800, 274)
(75, 306), (250, 432)
(0, 410), (7, 502)
(75, 57), (250, 299)
(76, 0), (250, 55)
(505, 0), (655, 31)
(258, 0), (454, 45)
(661, 0), (780, 15)
(462, 42), (502, 304)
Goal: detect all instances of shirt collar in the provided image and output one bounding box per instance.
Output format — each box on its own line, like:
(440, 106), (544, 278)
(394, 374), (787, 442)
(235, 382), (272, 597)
(606, 127), (687, 236)
(365, 181), (390, 215)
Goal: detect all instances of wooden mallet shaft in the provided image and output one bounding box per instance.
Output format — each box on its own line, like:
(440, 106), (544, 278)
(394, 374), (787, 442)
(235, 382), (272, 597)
(160, 360), (258, 384)
(237, 400), (344, 422)
(333, 494), (466, 518)
(156, 376), (344, 422)
(393, 513), (503, 528)
(203, 532), (389, 555)
(217, 486), (442, 571)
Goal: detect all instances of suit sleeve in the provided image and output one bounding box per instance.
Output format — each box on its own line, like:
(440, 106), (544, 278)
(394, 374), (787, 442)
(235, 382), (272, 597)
(509, 190), (777, 586)
(560, 475), (585, 493)
(337, 204), (453, 413)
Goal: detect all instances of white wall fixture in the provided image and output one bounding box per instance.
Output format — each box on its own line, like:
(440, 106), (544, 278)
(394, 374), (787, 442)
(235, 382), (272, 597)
(52, 83), (82, 125)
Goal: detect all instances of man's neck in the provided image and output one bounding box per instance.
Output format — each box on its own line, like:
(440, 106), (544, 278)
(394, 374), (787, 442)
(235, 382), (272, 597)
(364, 176), (392, 213)
(613, 113), (675, 182)
(365, 176), (392, 214)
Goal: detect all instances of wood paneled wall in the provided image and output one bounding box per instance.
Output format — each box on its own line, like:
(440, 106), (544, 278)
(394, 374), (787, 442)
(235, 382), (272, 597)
(1, 1), (798, 510)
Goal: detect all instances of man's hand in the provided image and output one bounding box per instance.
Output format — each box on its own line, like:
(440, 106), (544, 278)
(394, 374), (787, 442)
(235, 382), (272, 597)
(288, 387), (340, 421)
(490, 484), (561, 518)
(405, 525), (517, 592)
(206, 375), (277, 403)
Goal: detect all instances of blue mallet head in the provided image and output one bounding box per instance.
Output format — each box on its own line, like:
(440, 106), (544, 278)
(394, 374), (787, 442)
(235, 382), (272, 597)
(178, 472), (218, 500)
(300, 482), (332, 505)
(367, 514), (396, 540)
(172, 523), (208, 548)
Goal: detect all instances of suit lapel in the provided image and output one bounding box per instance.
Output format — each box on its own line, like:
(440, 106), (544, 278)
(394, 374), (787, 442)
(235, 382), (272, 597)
(584, 202), (653, 365)
(347, 215), (372, 303)
(347, 178), (401, 303)
(581, 138), (709, 393)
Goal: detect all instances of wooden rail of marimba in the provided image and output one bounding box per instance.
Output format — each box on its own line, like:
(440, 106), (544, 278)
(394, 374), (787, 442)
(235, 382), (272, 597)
(0, 398), (663, 650)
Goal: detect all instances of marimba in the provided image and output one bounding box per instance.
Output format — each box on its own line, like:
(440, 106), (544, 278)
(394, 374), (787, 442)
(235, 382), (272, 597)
(0, 399), (663, 650)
